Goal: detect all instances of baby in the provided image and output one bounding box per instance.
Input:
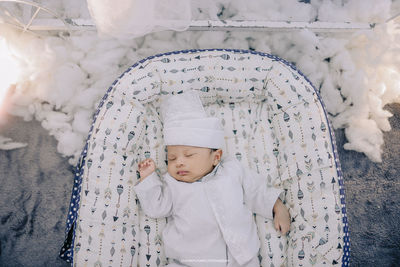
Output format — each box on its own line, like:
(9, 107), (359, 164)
(133, 91), (290, 267)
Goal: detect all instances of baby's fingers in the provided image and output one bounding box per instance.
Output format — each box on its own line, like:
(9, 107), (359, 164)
(281, 221), (291, 235)
(138, 161), (147, 169)
(280, 224), (290, 235)
(274, 219), (280, 232)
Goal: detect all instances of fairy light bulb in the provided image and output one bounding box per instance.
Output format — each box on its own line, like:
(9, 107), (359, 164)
(0, 37), (20, 107)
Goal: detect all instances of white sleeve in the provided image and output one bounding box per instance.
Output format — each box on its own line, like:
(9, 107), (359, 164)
(239, 162), (282, 220)
(133, 172), (173, 218)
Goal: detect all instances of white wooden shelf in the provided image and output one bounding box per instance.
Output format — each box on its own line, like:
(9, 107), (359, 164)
(0, 0), (379, 33)
(25, 18), (376, 32)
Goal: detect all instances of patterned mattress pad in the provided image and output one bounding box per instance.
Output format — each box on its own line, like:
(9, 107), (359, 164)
(60, 49), (350, 266)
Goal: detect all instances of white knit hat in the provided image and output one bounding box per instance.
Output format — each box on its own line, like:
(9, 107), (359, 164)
(160, 91), (225, 149)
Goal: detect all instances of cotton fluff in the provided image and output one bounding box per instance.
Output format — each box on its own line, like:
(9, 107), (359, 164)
(219, 0), (316, 21)
(61, 0), (91, 19)
(346, 0), (391, 23)
(379, 67), (400, 107)
(1, 0), (400, 164)
(315, 0), (351, 22)
(319, 76), (346, 116)
(191, 0), (225, 20)
(72, 109), (92, 135)
(57, 130), (85, 161)
(44, 63), (86, 110)
(344, 118), (384, 162)
(41, 111), (72, 134)
(71, 87), (104, 110)
(87, 0), (191, 39)
(315, 0), (391, 23)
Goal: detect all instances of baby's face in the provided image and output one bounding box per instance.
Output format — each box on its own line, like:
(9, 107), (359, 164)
(167, 145), (222, 183)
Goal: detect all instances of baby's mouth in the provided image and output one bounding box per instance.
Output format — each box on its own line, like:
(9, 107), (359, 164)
(177, 171), (188, 176)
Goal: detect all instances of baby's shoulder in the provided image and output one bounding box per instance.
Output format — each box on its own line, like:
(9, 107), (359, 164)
(218, 157), (245, 177)
(221, 156), (243, 169)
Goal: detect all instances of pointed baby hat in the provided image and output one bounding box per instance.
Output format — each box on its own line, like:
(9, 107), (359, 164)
(160, 91), (224, 149)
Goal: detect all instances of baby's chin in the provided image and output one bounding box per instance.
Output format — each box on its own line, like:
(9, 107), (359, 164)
(169, 173), (201, 183)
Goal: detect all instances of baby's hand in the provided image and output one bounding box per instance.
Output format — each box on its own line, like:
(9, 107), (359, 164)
(273, 198), (291, 235)
(138, 158), (156, 181)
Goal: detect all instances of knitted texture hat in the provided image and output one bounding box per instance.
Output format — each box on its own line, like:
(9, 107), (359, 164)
(160, 91), (224, 149)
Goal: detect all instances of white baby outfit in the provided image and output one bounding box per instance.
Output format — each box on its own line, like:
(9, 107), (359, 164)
(134, 157), (282, 266)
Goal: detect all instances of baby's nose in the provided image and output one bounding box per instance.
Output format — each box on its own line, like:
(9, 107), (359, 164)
(176, 157), (184, 166)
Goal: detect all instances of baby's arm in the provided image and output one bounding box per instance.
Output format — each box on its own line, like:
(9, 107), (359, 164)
(273, 198), (290, 235)
(134, 158), (173, 218)
(234, 159), (290, 234)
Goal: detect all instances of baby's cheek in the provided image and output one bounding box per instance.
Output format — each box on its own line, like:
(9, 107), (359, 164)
(167, 165), (173, 175)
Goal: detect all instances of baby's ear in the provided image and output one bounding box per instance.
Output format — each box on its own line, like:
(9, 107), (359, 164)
(213, 149), (223, 165)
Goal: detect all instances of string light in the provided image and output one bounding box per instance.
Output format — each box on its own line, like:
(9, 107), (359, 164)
(0, 36), (20, 107)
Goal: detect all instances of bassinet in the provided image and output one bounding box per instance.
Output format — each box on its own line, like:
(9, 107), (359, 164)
(60, 49), (350, 266)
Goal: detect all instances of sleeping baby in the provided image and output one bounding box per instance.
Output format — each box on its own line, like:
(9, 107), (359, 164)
(133, 91), (290, 267)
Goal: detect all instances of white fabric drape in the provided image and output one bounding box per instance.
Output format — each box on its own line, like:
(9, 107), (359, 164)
(87, 0), (192, 39)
